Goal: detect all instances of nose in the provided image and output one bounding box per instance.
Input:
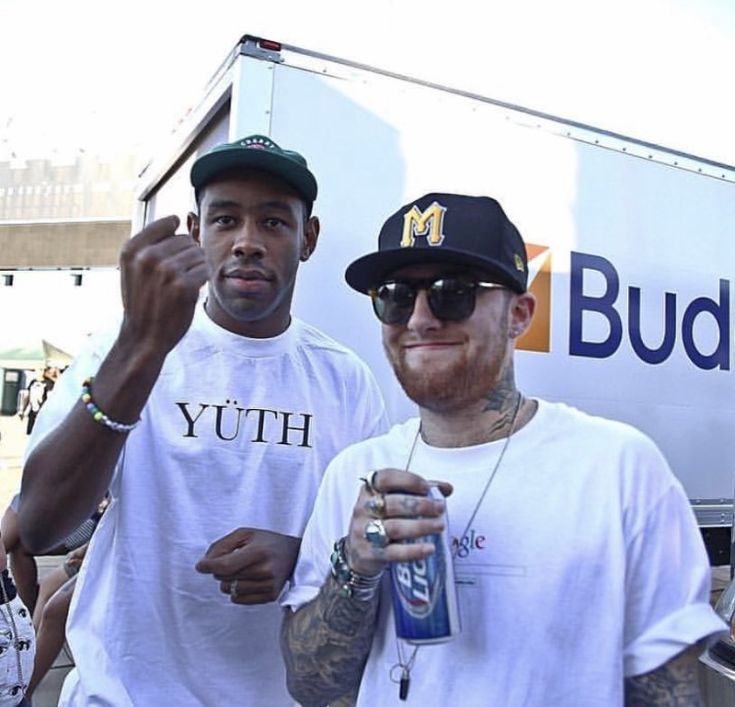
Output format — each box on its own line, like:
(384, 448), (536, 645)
(405, 289), (441, 333)
(232, 220), (266, 258)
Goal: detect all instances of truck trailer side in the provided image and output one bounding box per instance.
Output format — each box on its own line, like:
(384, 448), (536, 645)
(134, 35), (735, 561)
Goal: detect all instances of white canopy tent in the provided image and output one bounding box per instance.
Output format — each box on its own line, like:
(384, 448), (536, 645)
(0, 338), (75, 372)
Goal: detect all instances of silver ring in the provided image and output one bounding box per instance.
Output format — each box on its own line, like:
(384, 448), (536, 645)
(364, 519), (389, 548)
(230, 579), (239, 597)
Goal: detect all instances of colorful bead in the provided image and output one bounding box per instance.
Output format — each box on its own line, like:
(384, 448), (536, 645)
(81, 377), (139, 433)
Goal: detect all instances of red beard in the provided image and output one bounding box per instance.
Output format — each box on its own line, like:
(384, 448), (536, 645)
(385, 338), (509, 413)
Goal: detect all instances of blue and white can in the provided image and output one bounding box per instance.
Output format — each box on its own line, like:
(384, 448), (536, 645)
(389, 486), (461, 644)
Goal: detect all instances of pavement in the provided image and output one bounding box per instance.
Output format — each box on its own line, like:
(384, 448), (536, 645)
(1, 413), (71, 707)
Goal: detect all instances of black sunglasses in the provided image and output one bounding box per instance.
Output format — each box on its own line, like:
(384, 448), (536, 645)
(368, 276), (507, 325)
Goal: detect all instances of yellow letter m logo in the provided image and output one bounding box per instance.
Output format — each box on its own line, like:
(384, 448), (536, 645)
(400, 202), (447, 248)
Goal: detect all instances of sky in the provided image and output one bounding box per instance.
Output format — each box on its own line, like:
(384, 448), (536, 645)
(1, 0), (734, 167)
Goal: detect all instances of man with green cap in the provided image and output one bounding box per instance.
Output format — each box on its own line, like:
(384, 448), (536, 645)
(17, 135), (387, 705)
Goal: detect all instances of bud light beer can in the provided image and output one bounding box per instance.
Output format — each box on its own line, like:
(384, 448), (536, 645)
(389, 486), (461, 644)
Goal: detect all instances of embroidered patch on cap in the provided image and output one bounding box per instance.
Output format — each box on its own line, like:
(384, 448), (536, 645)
(239, 136), (277, 150)
(400, 202), (447, 248)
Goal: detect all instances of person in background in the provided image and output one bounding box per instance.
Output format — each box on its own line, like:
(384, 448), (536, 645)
(0, 527), (34, 706)
(0, 501), (36, 614)
(17, 135), (387, 706)
(17, 373), (46, 436)
(41, 367), (60, 399)
(281, 192), (725, 706)
(23, 494), (108, 701)
(25, 541), (88, 701)
(0, 495), (106, 615)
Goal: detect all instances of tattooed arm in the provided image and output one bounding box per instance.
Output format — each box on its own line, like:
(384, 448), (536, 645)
(281, 575), (379, 707)
(281, 468), (451, 707)
(329, 688), (359, 707)
(624, 642), (706, 707)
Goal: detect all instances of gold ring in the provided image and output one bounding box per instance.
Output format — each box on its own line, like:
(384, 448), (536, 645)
(359, 471), (380, 495)
(369, 470), (380, 492)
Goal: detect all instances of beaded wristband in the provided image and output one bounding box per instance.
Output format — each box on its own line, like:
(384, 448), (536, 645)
(81, 377), (140, 433)
(330, 536), (383, 602)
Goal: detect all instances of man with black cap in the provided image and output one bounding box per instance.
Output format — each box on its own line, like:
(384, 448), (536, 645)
(281, 193), (724, 706)
(17, 135), (387, 705)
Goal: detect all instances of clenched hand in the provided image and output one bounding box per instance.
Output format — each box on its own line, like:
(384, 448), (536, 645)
(195, 528), (301, 605)
(118, 215), (209, 359)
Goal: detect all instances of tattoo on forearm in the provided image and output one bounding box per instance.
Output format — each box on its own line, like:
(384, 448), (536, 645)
(323, 591), (370, 637)
(624, 643), (705, 706)
(328, 690), (358, 707)
(281, 575), (380, 707)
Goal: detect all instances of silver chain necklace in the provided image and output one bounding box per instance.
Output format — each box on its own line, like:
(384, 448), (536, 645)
(392, 392), (523, 701)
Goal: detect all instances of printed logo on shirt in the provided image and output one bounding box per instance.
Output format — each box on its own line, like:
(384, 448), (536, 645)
(517, 243), (552, 353)
(452, 529), (487, 558)
(175, 400), (313, 447)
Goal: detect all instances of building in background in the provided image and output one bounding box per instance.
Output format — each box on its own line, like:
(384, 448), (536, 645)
(0, 152), (140, 414)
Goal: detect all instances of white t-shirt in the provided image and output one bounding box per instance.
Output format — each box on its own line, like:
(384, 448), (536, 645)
(284, 400), (726, 707)
(26, 305), (388, 707)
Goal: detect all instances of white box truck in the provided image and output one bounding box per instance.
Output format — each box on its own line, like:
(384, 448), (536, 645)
(134, 35), (735, 563)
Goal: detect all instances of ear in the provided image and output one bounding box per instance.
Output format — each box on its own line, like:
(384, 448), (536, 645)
(300, 216), (320, 262)
(509, 292), (536, 339)
(187, 212), (201, 245)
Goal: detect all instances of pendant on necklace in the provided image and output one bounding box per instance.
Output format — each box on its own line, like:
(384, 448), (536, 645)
(399, 667), (410, 700)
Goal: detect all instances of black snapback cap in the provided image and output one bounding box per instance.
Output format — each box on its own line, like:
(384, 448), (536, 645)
(345, 193), (528, 293)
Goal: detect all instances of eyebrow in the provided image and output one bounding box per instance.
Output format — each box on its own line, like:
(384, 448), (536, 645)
(204, 199), (242, 213)
(258, 199), (295, 213)
(204, 198), (296, 214)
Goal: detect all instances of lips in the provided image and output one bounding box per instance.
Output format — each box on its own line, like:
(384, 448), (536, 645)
(222, 267), (273, 294)
(224, 267), (272, 281)
(403, 339), (461, 349)
(401, 337), (465, 358)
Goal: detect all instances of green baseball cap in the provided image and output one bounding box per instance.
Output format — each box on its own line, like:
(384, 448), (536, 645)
(190, 134), (318, 205)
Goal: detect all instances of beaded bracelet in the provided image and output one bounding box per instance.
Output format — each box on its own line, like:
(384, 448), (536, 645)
(81, 377), (140, 433)
(330, 536), (383, 602)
